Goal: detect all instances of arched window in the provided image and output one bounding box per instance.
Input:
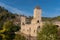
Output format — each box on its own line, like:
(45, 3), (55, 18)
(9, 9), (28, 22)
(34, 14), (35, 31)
(27, 39), (28, 40)
(22, 22), (25, 25)
(37, 20), (39, 23)
(55, 25), (59, 27)
(38, 26), (40, 28)
(34, 30), (35, 33)
(37, 26), (40, 32)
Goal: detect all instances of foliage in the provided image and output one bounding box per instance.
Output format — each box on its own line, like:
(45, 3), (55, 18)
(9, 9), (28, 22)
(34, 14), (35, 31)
(37, 22), (58, 40)
(4, 21), (20, 33)
(14, 34), (26, 40)
(0, 34), (26, 40)
(0, 6), (16, 30)
(0, 20), (20, 33)
(0, 34), (15, 40)
(57, 28), (60, 40)
(42, 17), (52, 21)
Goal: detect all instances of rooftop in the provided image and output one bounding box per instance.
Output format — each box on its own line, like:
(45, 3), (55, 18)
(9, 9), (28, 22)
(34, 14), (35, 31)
(35, 6), (41, 9)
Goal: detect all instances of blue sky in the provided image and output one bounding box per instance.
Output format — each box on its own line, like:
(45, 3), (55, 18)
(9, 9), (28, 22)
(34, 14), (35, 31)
(0, 0), (60, 17)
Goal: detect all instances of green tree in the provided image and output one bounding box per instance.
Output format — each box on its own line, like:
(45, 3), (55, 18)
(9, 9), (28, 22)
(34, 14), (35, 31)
(14, 34), (26, 40)
(37, 22), (58, 40)
(0, 34), (15, 40)
(0, 20), (20, 33)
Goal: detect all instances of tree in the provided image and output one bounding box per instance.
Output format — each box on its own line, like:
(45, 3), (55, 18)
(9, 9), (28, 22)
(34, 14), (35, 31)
(37, 22), (58, 40)
(0, 20), (20, 33)
(0, 34), (15, 40)
(14, 34), (26, 40)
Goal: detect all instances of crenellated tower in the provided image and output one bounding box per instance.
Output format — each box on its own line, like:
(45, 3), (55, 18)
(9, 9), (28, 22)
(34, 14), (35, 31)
(31, 6), (42, 25)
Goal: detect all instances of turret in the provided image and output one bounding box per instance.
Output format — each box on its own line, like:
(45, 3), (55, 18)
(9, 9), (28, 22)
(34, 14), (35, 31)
(31, 6), (42, 24)
(34, 6), (42, 19)
(21, 15), (26, 25)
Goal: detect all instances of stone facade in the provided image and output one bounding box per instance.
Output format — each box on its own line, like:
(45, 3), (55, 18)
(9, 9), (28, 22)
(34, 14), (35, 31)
(20, 6), (42, 37)
(15, 6), (60, 40)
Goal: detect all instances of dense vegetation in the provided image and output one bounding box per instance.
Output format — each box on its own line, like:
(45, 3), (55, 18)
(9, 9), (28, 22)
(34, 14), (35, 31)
(42, 16), (60, 21)
(0, 6), (16, 29)
(37, 22), (58, 40)
(0, 6), (20, 33)
(0, 6), (60, 40)
(0, 6), (26, 40)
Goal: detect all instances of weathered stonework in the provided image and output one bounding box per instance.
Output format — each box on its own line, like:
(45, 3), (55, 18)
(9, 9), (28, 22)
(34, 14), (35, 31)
(15, 6), (60, 40)
(20, 6), (42, 39)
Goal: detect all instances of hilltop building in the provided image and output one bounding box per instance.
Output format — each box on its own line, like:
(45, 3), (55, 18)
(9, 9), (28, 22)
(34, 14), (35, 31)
(15, 6), (60, 40)
(19, 6), (42, 40)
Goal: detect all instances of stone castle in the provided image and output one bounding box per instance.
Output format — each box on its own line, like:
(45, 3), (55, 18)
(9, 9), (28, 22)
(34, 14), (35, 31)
(20, 6), (42, 37)
(15, 6), (60, 40)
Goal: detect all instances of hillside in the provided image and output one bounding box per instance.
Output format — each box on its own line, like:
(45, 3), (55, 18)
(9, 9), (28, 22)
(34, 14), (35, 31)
(42, 16), (60, 21)
(0, 6), (19, 29)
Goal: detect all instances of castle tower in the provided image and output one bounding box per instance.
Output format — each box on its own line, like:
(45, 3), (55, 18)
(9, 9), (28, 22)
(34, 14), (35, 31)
(20, 6), (42, 40)
(34, 6), (42, 19)
(20, 16), (26, 32)
(21, 16), (26, 26)
(31, 6), (42, 24)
